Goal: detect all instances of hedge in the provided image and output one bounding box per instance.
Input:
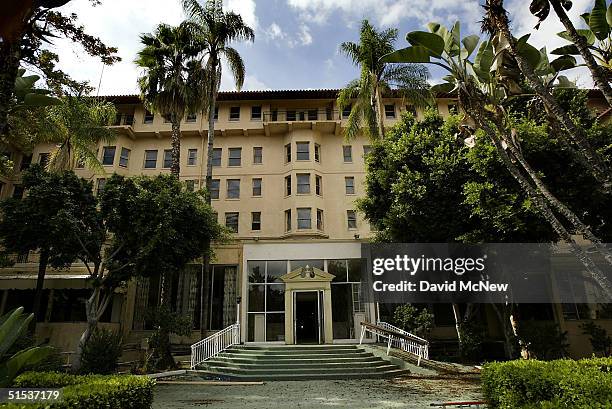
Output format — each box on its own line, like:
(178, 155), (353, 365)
(482, 358), (612, 408)
(4, 372), (155, 409)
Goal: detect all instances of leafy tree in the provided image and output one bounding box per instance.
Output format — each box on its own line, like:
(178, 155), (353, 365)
(135, 22), (207, 177)
(0, 1), (120, 137)
(392, 304), (434, 338)
(337, 20), (430, 140)
(580, 321), (612, 356)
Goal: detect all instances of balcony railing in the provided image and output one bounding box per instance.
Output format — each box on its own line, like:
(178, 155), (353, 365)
(263, 109), (341, 122)
(112, 114), (135, 126)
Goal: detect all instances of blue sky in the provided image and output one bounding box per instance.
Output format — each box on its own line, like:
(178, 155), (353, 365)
(49, 0), (597, 95)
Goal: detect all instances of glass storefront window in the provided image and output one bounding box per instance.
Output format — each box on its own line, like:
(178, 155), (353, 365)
(266, 313), (285, 341)
(248, 285), (265, 312)
(290, 259), (324, 271)
(248, 261), (265, 283)
(328, 259), (348, 282)
(266, 260), (287, 283)
(347, 259), (362, 282)
(266, 284), (285, 311)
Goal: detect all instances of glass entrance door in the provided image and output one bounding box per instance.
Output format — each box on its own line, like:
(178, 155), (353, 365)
(293, 291), (322, 344)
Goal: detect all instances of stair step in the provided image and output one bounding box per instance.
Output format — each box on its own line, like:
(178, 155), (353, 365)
(209, 356), (381, 365)
(224, 348), (363, 356)
(230, 345), (359, 351)
(196, 369), (409, 381)
(218, 351), (372, 360)
(204, 360), (390, 370)
(201, 364), (400, 375)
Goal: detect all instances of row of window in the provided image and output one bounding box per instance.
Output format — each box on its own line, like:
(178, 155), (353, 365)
(223, 209), (358, 233)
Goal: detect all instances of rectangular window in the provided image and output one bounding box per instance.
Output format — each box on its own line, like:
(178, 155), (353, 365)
(285, 175), (292, 196)
(285, 144), (291, 162)
(342, 104), (352, 119)
(296, 142), (309, 160)
(144, 110), (154, 124)
(225, 212), (239, 233)
(212, 148), (222, 167)
(314, 143), (321, 162)
(316, 209), (324, 230)
(96, 178), (106, 196)
(406, 105), (417, 116)
(20, 154), (32, 171)
(228, 148), (241, 166)
(252, 178), (262, 196)
(229, 106), (240, 121)
(286, 110), (296, 121)
(315, 175), (322, 195)
(144, 150), (157, 168)
(251, 212), (261, 231)
(253, 147), (262, 164)
(297, 208), (311, 229)
(308, 109), (317, 120)
(210, 179), (220, 199)
(347, 210), (357, 229)
(385, 104), (396, 118)
(102, 146), (116, 166)
(297, 173), (310, 194)
(186, 113), (197, 123)
(343, 145), (352, 162)
(363, 145), (372, 157)
(12, 185), (24, 200)
(213, 106), (219, 120)
(285, 209), (292, 231)
(227, 179), (240, 199)
(185, 180), (196, 192)
(345, 177), (355, 194)
(163, 149), (172, 168)
(187, 148), (197, 166)
(251, 106), (262, 120)
(124, 114), (134, 125)
(119, 147), (130, 168)
(38, 152), (50, 168)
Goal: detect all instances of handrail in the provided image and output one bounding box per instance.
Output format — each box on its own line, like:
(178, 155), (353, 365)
(190, 322), (240, 369)
(263, 109), (341, 122)
(359, 321), (429, 365)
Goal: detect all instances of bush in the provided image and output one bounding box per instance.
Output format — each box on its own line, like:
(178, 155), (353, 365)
(481, 358), (612, 408)
(6, 371), (154, 409)
(458, 320), (486, 362)
(80, 327), (122, 374)
(392, 304), (434, 338)
(580, 321), (612, 356)
(516, 320), (568, 360)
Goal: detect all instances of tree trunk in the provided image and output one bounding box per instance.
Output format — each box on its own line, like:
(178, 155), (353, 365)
(550, 0), (612, 107)
(73, 286), (109, 373)
(0, 40), (21, 138)
(486, 0), (612, 191)
(373, 83), (385, 138)
(491, 303), (517, 359)
(452, 304), (463, 343)
(30, 248), (49, 333)
(170, 117), (181, 178)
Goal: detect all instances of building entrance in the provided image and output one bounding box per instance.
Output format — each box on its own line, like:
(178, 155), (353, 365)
(293, 291), (322, 344)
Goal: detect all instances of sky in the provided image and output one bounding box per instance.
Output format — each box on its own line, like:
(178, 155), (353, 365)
(47, 0), (598, 95)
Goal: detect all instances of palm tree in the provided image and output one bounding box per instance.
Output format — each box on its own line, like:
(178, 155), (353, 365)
(181, 0), (254, 200)
(337, 20), (430, 140)
(135, 22), (207, 178)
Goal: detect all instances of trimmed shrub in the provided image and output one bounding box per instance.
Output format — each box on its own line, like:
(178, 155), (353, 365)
(5, 371), (154, 409)
(80, 327), (122, 374)
(482, 358), (612, 408)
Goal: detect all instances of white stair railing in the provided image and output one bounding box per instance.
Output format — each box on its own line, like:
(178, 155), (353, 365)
(190, 322), (240, 369)
(359, 321), (429, 366)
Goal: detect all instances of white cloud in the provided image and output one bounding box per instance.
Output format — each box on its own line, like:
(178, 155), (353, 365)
(242, 75), (270, 90)
(265, 22), (286, 41)
(264, 22), (312, 48)
(225, 0), (258, 31)
(298, 24), (313, 46)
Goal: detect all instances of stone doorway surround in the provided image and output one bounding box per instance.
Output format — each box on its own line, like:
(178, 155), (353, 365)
(280, 266), (334, 344)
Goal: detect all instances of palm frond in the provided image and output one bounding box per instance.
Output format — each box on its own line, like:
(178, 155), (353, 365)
(223, 46), (246, 90)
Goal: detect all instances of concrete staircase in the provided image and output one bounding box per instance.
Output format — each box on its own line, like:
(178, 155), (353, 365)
(196, 344), (409, 380)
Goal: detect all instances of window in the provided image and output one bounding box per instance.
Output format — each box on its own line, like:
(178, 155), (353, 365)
(308, 109), (317, 120)
(296, 142), (309, 160)
(251, 106), (262, 120)
(315, 175), (322, 195)
(285, 209), (292, 231)
(384, 104), (396, 118)
(185, 180), (197, 192)
(345, 177), (355, 194)
(316, 209), (324, 230)
(210, 179), (220, 199)
(96, 178), (106, 196)
(144, 150), (158, 168)
(285, 144), (291, 163)
(251, 212), (261, 231)
(286, 110), (296, 121)
(405, 105), (417, 116)
(225, 212), (239, 233)
(314, 144), (321, 162)
(297, 174), (310, 194)
(347, 210), (357, 229)
(19, 154), (32, 171)
(297, 208), (311, 229)
(101, 146), (115, 166)
(124, 114), (134, 125)
(343, 145), (352, 162)
(186, 113), (197, 123)
(213, 106), (219, 120)
(342, 104), (352, 119)
(12, 185), (24, 200)
(253, 147), (262, 164)
(363, 145), (372, 157)
(229, 106), (240, 121)
(38, 153), (50, 168)
(119, 148), (130, 167)
(163, 149), (172, 168)
(252, 178), (262, 196)
(144, 110), (154, 124)
(285, 175), (292, 196)
(212, 148), (221, 167)
(227, 179), (240, 199)
(228, 148), (241, 166)
(187, 148), (197, 166)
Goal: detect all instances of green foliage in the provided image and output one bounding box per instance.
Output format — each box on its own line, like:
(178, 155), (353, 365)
(0, 308), (52, 387)
(481, 358), (612, 408)
(392, 305), (434, 338)
(8, 372), (154, 409)
(581, 321), (612, 356)
(458, 320), (486, 362)
(516, 321), (568, 360)
(143, 306), (193, 372)
(79, 327), (122, 375)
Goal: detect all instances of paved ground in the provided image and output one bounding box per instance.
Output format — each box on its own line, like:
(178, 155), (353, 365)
(153, 376), (483, 409)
